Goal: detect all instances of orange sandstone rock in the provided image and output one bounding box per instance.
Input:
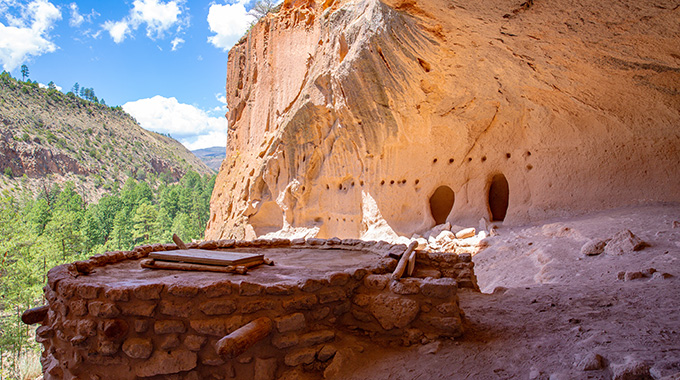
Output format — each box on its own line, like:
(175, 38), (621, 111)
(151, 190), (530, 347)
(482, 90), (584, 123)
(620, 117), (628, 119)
(206, 0), (680, 241)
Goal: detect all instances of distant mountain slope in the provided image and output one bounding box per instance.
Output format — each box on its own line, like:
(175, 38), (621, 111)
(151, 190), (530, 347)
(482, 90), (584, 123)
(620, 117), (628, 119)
(192, 146), (225, 171)
(0, 73), (212, 201)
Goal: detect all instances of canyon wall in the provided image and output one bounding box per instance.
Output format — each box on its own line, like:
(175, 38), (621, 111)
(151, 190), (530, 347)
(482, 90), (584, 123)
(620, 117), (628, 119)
(206, 0), (680, 240)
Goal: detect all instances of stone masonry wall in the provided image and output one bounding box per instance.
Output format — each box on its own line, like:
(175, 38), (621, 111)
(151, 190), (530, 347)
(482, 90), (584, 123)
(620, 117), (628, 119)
(34, 238), (476, 379)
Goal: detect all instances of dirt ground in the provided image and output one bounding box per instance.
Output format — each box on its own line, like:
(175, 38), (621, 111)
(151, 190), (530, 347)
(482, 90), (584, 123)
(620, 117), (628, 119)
(330, 204), (680, 380)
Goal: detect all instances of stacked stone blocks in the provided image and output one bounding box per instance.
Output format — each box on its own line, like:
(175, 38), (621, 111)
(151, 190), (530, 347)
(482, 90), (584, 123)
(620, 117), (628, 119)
(36, 238), (476, 379)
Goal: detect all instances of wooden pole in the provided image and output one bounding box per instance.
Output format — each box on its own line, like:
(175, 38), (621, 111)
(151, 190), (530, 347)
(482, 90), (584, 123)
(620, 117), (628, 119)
(21, 305), (48, 325)
(391, 241), (418, 280)
(215, 317), (273, 359)
(140, 259), (249, 274)
(172, 233), (188, 250)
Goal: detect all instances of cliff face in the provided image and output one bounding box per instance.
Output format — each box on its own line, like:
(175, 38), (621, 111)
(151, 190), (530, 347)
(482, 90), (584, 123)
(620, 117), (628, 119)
(206, 0), (680, 240)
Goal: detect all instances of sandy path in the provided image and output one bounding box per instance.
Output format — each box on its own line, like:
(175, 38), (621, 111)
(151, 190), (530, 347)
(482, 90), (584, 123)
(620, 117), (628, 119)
(336, 205), (680, 380)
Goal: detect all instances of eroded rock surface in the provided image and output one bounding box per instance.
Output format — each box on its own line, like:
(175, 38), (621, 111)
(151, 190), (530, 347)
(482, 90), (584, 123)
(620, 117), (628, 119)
(206, 0), (680, 241)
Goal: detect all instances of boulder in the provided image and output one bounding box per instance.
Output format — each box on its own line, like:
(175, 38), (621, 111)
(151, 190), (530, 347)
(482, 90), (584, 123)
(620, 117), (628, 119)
(581, 239), (609, 256)
(605, 230), (648, 256)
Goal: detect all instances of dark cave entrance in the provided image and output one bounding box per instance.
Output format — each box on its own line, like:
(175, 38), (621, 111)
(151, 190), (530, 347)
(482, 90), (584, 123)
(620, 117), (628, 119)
(488, 174), (509, 222)
(429, 186), (455, 225)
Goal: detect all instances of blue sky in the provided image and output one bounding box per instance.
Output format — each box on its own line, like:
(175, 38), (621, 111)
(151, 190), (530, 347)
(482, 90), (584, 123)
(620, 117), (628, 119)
(0, 0), (263, 150)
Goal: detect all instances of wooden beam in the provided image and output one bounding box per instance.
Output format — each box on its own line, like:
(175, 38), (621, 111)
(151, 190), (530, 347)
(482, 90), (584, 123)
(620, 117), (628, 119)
(391, 241), (418, 280)
(172, 233), (188, 250)
(140, 258), (249, 274)
(22, 305), (48, 325)
(216, 317), (273, 359)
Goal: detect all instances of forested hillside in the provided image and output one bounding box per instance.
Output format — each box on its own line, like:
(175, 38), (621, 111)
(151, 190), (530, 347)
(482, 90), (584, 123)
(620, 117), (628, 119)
(0, 71), (212, 202)
(0, 171), (214, 378)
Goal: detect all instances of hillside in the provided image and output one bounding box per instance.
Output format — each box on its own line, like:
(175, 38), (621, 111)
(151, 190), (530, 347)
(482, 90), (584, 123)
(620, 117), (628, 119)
(0, 72), (212, 201)
(192, 146), (226, 171)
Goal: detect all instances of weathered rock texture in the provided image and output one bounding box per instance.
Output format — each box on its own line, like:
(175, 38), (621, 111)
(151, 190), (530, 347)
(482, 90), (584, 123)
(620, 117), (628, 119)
(206, 0), (680, 240)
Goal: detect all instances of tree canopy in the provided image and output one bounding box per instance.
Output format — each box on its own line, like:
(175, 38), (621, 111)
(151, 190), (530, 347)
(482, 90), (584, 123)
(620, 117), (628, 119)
(0, 171), (215, 377)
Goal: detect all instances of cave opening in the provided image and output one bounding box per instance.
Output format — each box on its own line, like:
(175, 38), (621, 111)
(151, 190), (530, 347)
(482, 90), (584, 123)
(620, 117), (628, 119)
(488, 174), (509, 222)
(429, 186), (455, 225)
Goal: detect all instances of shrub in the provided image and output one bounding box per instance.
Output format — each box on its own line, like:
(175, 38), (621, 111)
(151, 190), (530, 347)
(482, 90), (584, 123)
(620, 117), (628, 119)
(88, 149), (101, 160)
(3, 167), (13, 178)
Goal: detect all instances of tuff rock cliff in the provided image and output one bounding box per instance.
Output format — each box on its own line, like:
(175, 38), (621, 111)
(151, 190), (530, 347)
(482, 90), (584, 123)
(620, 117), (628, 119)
(206, 0), (680, 240)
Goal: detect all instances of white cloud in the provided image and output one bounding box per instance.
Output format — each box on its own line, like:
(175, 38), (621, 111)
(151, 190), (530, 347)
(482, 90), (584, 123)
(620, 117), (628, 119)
(0, 0), (61, 72)
(210, 92), (228, 114)
(207, 0), (284, 51)
(171, 36), (183, 51)
(183, 130), (228, 151)
(123, 95), (227, 150)
(68, 3), (83, 26)
(215, 92), (227, 104)
(102, 19), (131, 43)
(68, 3), (97, 27)
(132, 0), (181, 39)
(206, 0), (253, 51)
(102, 0), (186, 44)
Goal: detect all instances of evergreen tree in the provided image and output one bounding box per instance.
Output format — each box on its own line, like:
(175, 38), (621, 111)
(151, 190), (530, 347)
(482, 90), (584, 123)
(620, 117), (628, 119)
(27, 198), (50, 234)
(0, 170), (216, 373)
(154, 208), (174, 242)
(171, 212), (192, 241)
(132, 203), (158, 244)
(133, 181), (153, 206)
(42, 208), (84, 262)
(96, 195), (122, 238)
(54, 182), (84, 213)
(82, 206), (105, 252)
(159, 186), (180, 219)
(109, 209), (132, 250)
(20, 64), (29, 81)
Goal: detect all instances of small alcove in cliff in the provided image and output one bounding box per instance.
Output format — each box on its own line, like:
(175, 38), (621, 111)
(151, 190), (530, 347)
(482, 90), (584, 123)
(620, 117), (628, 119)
(429, 186), (455, 225)
(488, 174), (509, 222)
(249, 201), (284, 236)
